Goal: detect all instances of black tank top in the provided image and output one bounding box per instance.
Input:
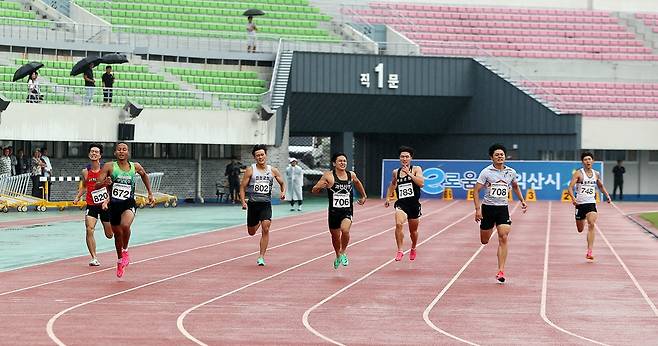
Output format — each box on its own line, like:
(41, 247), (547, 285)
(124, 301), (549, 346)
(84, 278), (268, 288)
(395, 165), (421, 207)
(328, 170), (353, 212)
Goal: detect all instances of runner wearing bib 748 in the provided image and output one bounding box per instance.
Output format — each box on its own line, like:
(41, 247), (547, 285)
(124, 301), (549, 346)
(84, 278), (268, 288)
(473, 144), (527, 284)
(73, 143), (113, 267)
(384, 146), (424, 262)
(96, 143), (155, 278)
(312, 153), (367, 269)
(566, 151), (611, 261)
(240, 144), (286, 267)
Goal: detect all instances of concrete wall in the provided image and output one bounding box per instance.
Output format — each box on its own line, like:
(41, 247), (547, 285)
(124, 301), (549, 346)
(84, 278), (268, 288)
(581, 117), (658, 150)
(600, 151), (658, 197)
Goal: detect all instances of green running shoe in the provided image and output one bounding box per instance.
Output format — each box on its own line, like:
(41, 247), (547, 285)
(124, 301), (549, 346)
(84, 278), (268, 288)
(340, 254), (349, 266)
(257, 257), (265, 266)
(333, 256), (340, 269)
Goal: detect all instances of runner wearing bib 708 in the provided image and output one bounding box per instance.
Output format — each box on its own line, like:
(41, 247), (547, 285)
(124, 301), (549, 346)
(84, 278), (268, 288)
(312, 153), (367, 269)
(473, 144), (527, 284)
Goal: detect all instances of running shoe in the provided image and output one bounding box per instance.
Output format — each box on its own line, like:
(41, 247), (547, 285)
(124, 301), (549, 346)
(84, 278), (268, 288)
(496, 271), (505, 284)
(586, 250), (594, 261)
(297, 206), (302, 211)
(333, 256), (340, 269)
(409, 248), (417, 261)
(122, 250), (130, 267)
(257, 257), (266, 266)
(89, 258), (100, 267)
(116, 261), (125, 278)
(340, 254), (349, 266)
(290, 208), (295, 211)
(395, 251), (404, 261)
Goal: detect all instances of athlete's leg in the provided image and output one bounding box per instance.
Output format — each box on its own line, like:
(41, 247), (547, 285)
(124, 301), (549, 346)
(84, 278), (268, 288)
(247, 224), (260, 236)
(585, 212), (598, 251)
(408, 218), (419, 249)
(394, 209), (408, 251)
(480, 228), (494, 244)
(101, 221), (113, 239)
(576, 219), (586, 233)
(85, 216), (98, 260)
(496, 224), (511, 272)
(119, 209), (135, 250)
(112, 225), (123, 259)
(259, 219), (271, 258)
(329, 228), (341, 257)
(339, 218), (352, 254)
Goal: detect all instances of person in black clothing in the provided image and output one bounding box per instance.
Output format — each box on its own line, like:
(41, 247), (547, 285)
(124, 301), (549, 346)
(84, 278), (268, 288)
(612, 160), (625, 200)
(224, 157), (243, 203)
(102, 65), (115, 106)
(15, 148), (27, 175)
(83, 63), (95, 105)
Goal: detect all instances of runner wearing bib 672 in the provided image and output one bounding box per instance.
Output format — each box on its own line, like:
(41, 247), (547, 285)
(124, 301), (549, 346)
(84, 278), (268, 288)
(384, 146), (424, 262)
(96, 143), (154, 278)
(240, 144), (286, 267)
(566, 151), (611, 261)
(312, 153), (367, 269)
(73, 143), (112, 267)
(473, 144), (527, 284)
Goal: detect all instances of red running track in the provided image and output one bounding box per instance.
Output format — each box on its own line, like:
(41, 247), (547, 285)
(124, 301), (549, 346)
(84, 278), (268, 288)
(1, 200), (657, 345)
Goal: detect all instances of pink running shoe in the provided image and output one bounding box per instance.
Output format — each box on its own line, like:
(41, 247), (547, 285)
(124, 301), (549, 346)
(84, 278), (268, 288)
(122, 250), (130, 267)
(395, 251), (404, 261)
(116, 261), (125, 278)
(586, 250), (594, 261)
(409, 248), (417, 261)
(496, 271), (505, 284)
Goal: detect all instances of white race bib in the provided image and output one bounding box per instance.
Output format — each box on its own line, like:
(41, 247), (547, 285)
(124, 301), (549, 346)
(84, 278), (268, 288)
(332, 193), (351, 208)
(398, 183), (414, 199)
(579, 185), (595, 197)
(111, 183), (132, 201)
(489, 183), (508, 200)
(254, 181), (271, 194)
(90, 188), (109, 205)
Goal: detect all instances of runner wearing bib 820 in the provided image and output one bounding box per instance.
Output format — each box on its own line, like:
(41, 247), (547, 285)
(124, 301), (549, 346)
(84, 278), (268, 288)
(312, 153), (367, 269)
(474, 144), (527, 284)
(96, 143), (154, 278)
(73, 143), (113, 267)
(566, 151), (611, 261)
(385, 146), (424, 262)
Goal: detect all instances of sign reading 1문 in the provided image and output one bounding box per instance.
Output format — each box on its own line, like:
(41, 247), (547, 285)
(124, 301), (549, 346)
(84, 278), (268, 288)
(360, 63), (399, 89)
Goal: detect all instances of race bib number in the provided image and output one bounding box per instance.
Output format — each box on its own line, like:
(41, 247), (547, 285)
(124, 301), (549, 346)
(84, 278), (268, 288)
(398, 183), (414, 199)
(489, 184), (508, 200)
(254, 181), (271, 194)
(332, 193), (351, 208)
(90, 188), (109, 204)
(580, 185), (595, 197)
(111, 183), (131, 201)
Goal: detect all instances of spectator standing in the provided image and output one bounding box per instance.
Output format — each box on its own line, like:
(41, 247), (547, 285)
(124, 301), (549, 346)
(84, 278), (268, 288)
(225, 157), (243, 204)
(612, 160), (625, 201)
(27, 72), (41, 103)
(30, 149), (45, 198)
(0, 147), (11, 176)
(102, 65), (115, 106)
(16, 148), (27, 175)
(285, 158), (304, 211)
(246, 16), (257, 53)
(83, 63), (95, 105)
(8, 146), (16, 176)
(41, 147), (53, 200)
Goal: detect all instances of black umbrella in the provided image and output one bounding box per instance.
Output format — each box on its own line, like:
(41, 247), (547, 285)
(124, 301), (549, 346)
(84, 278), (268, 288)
(13, 61), (43, 82)
(243, 8), (265, 16)
(70, 56), (102, 76)
(99, 53), (128, 65)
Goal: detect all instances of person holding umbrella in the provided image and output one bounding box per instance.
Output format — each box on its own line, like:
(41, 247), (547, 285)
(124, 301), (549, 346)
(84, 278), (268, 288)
(243, 9), (264, 53)
(27, 72), (41, 103)
(83, 62), (95, 105)
(102, 65), (115, 106)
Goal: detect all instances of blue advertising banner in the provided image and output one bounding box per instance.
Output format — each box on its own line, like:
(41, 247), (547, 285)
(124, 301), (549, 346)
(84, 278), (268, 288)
(380, 160), (604, 200)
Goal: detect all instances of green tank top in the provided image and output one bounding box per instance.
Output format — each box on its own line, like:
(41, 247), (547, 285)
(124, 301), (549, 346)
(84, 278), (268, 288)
(110, 161), (136, 202)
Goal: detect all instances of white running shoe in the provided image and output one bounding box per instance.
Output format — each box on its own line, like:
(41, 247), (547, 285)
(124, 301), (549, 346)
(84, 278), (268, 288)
(297, 206), (302, 211)
(89, 258), (101, 266)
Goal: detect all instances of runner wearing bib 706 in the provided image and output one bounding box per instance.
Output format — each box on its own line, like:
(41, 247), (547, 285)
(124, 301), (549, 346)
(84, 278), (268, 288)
(96, 142), (155, 278)
(384, 146), (424, 262)
(566, 151), (611, 261)
(473, 144), (527, 284)
(73, 143), (113, 267)
(312, 153), (367, 269)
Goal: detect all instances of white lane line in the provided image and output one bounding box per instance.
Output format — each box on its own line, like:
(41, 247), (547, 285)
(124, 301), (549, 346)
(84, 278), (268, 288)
(422, 203), (522, 346)
(302, 208), (474, 346)
(540, 201), (609, 346)
(178, 201), (460, 346)
(45, 205), (399, 346)
(1, 206), (381, 297)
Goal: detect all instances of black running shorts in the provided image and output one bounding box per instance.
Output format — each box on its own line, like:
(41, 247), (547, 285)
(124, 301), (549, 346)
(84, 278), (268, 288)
(85, 204), (110, 222)
(480, 204), (511, 230)
(328, 208), (353, 230)
(247, 201), (272, 227)
(110, 199), (136, 226)
(575, 203), (597, 220)
(394, 201), (422, 220)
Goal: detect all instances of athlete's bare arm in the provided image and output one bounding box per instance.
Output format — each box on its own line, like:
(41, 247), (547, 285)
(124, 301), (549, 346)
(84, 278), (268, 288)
(511, 180), (528, 213)
(473, 182), (484, 222)
(596, 173), (612, 203)
(311, 171), (333, 194)
(135, 162), (155, 205)
(351, 172), (367, 205)
(384, 169), (398, 207)
(401, 165), (424, 188)
(239, 165), (253, 209)
(94, 162), (113, 189)
(74, 168), (88, 204)
(567, 170), (581, 206)
(271, 167), (286, 200)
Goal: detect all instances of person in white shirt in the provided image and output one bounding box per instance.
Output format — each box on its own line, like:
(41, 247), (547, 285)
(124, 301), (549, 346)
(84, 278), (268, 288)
(246, 16), (257, 53)
(285, 158), (304, 211)
(566, 151), (611, 261)
(41, 147), (53, 200)
(473, 144), (527, 284)
(27, 72), (41, 103)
